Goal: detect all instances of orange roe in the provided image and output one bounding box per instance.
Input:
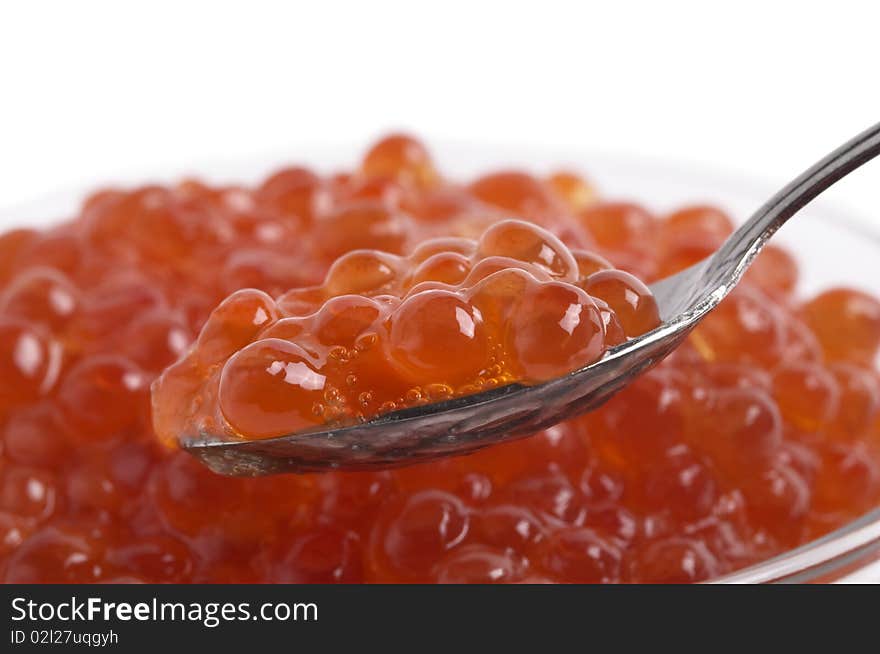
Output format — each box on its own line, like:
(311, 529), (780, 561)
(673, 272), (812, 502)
(0, 134), (878, 583)
(153, 217), (657, 442)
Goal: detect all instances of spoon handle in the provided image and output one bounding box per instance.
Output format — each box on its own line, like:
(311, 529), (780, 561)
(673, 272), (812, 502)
(653, 121), (880, 321)
(715, 121), (880, 288)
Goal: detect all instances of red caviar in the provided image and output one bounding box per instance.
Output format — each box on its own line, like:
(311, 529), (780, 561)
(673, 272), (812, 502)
(0, 134), (879, 583)
(153, 218), (655, 442)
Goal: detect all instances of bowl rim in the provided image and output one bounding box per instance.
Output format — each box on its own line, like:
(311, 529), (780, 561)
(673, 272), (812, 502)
(710, 506), (880, 583)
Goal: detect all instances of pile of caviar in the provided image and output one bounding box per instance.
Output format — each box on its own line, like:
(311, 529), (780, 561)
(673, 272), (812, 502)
(153, 218), (660, 442)
(1, 134), (879, 583)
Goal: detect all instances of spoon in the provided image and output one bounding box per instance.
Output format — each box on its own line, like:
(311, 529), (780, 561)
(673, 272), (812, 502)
(185, 121), (880, 476)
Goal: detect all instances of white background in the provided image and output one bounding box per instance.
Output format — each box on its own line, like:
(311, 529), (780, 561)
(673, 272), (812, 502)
(1, 0), (878, 217)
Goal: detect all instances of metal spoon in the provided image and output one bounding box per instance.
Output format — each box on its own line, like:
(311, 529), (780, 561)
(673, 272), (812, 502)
(185, 121), (880, 476)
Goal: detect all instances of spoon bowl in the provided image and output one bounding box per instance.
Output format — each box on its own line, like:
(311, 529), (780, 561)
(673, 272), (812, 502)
(184, 122), (880, 476)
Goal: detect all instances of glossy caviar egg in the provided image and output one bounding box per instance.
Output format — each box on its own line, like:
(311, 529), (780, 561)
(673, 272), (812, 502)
(369, 490), (470, 582)
(473, 504), (546, 549)
(0, 267), (81, 331)
(507, 282), (605, 380)
(219, 339), (330, 439)
(546, 171), (597, 211)
(105, 535), (194, 583)
(403, 188), (480, 222)
(115, 309), (192, 372)
(742, 462), (811, 545)
(193, 289), (280, 367)
(464, 255), (552, 286)
(386, 290), (490, 386)
(312, 296), (383, 347)
(361, 134), (438, 188)
(2, 403), (71, 467)
(410, 236), (477, 262)
(772, 362), (841, 433)
(71, 274), (168, 343)
(661, 205), (734, 252)
(502, 471), (585, 524)
(639, 446), (718, 521)
(409, 252), (472, 286)
(657, 206), (734, 277)
(745, 245), (799, 296)
(0, 132), (878, 586)
(58, 355), (149, 443)
(468, 267), (537, 328)
(696, 388), (783, 478)
(341, 176), (407, 208)
(0, 465), (58, 521)
(435, 545), (520, 583)
(0, 319), (60, 412)
(221, 249), (310, 297)
(272, 526), (363, 583)
(314, 202), (411, 259)
(323, 250), (405, 296)
(811, 443), (880, 520)
(580, 269), (661, 337)
(626, 537), (719, 583)
(578, 202), (658, 255)
(537, 528), (622, 583)
(256, 167), (327, 224)
(827, 363), (879, 439)
(468, 171), (562, 220)
(570, 248), (613, 278)
(275, 287), (326, 317)
(592, 298), (627, 347)
(801, 288), (880, 363)
(688, 287), (785, 366)
(4, 524), (105, 583)
(477, 219), (579, 280)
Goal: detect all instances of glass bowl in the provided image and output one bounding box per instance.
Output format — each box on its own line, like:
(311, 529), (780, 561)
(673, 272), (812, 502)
(2, 143), (879, 583)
